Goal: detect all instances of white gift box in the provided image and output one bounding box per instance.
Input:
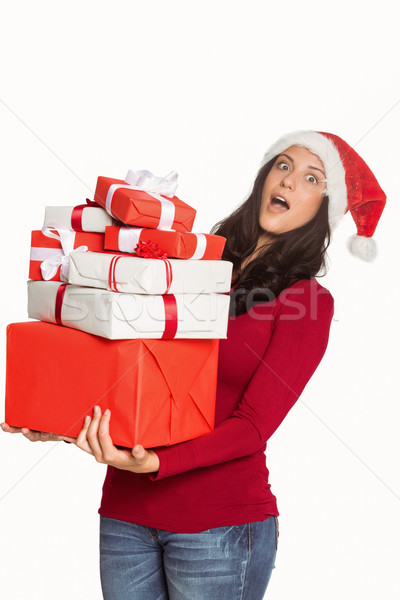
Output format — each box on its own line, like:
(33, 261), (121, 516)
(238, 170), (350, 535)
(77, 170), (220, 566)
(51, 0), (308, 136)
(27, 281), (231, 339)
(67, 251), (233, 294)
(44, 205), (114, 233)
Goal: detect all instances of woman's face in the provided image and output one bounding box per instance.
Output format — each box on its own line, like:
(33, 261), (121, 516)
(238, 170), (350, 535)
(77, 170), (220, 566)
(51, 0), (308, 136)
(259, 145), (327, 235)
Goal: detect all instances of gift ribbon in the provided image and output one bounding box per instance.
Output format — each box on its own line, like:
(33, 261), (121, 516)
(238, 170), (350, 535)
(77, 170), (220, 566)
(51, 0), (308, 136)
(108, 253), (173, 294)
(108, 255), (123, 292)
(125, 169), (178, 197)
(55, 283), (68, 325)
(189, 233), (207, 259)
(117, 228), (208, 260)
(161, 295), (178, 339)
(116, 291), (179, 340)
(40, 222), (88, 281)
(30, 247), (64, 261)
(55, 281), (177, 338)
(118, 227), (143, 252)
(105, 170), (178, 230)
(70, 198), (102, 231)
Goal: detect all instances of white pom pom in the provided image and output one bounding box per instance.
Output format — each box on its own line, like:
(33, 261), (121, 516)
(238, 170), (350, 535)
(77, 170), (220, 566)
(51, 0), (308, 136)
(346, 234), (377, 262)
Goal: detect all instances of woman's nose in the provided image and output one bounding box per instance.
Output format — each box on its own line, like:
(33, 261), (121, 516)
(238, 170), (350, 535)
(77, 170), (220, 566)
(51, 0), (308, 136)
(281, 172), (296, 189)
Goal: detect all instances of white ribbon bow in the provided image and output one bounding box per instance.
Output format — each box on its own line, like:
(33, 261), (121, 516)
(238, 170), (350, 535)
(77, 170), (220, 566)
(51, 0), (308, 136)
(124, 169), (179, 198)
(40, 222), (88, 281)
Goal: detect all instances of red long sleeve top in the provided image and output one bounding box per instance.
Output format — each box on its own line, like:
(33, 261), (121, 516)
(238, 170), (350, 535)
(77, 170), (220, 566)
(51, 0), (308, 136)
(99, 278), (334, 533)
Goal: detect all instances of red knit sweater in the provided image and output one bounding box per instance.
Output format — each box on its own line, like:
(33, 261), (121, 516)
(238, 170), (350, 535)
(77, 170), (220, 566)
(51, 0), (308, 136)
(99, 278), (334, 533)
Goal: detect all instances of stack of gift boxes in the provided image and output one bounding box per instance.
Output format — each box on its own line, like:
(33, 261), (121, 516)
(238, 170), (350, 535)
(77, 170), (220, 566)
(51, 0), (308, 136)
(5, 170), (233, 448)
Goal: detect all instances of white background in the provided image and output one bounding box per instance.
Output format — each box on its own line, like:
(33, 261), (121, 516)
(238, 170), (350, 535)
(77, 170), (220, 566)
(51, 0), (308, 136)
(0, 1), (399, 598)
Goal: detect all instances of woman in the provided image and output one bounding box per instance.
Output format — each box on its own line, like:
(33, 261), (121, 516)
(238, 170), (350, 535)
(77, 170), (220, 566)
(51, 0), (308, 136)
(2, 130), (386, 599)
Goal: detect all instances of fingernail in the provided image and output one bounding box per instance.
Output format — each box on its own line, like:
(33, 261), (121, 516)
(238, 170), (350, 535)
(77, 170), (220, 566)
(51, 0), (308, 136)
(104, 409), (110, 417)
(84, 416), (91, 425)
(93, 406), (99, 415)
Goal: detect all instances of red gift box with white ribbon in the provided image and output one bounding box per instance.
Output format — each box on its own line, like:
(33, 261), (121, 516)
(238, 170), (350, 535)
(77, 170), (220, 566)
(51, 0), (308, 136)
(93, 169), (196, 232)
(5, 321), (219, 447)
(104, 226), (226, 260)
(29, 226), (106, 282)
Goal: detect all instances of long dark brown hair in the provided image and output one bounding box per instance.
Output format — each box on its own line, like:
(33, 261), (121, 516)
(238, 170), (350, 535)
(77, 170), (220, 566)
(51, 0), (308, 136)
(211, 156), (331, 316)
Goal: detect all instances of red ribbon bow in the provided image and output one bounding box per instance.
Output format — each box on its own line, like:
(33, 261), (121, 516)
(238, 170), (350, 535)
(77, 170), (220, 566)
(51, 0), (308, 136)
(133, 240), (173, 294)
(134, 240), (167, 259)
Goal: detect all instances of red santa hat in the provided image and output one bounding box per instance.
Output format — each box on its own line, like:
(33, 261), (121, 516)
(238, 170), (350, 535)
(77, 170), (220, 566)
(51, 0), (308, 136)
(261, 130), (387, 261)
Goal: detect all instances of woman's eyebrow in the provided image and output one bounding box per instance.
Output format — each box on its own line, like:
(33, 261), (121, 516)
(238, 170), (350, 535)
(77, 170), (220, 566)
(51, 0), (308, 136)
(278, 153), (326, 176)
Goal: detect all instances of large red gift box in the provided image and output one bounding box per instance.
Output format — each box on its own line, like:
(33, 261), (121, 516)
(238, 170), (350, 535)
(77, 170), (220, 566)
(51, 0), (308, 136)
(29, 229), (106, 281)
(94, 176), (196, 232)
(105, 226), (226, 260)
(5, 322), (218, 448)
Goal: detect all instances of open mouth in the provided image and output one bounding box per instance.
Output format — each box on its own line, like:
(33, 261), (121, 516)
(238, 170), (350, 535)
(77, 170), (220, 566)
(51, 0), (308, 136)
(269, 195), (290, 211)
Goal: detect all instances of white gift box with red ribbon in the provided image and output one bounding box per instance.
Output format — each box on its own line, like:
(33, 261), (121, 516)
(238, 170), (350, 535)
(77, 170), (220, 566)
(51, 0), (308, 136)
(27, 281), (230, 340)
(44, 203), (114, 233)
(67, 251), (233, 295)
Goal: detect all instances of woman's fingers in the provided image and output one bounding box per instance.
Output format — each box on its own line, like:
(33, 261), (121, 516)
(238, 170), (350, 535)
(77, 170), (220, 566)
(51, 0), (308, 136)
(59, 435), (77, 444)
(1, 423), (23, 434)
(132, 445), (148, 464)
(1, 423), (64, 442)
(21, 428), (46, 442)
(85, 406), (104, 461)
(75, 415), (94, 455)
(130, 446), (160, 473)
(97, 410), (116, 462)
(75, 407), (113, 461)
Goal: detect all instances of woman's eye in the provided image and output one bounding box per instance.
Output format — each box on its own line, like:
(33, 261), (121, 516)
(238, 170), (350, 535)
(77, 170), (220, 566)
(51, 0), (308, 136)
(277, 161), (289, 170)
(276, 162), (319, 184)
(306, 174), (318, 184)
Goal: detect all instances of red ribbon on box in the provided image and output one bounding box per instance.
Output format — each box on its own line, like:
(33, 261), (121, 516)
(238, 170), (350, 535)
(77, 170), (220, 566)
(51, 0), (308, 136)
(54, 282), (178, 339)
(55, 283), (68, 325)
(161, 295), (178, 339)
(71, 199), (102, 232)
(106, 244), (177, 338)
(134, 240), (173, 294)
(108, 242), (173, 295)
(108, 255), (122, 293)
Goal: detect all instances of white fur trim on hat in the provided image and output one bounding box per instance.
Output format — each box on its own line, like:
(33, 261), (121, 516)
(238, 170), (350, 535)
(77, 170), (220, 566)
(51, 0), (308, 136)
(261, 130), (348, 231)
(346, 234), (378, 262)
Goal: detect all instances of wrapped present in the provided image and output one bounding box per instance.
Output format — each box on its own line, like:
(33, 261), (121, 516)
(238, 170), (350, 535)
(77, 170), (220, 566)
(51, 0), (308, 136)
(93, 169), (196, 232)
(44, 199), (115, 233)
(67, 251), (233, 294)
(29, 226), (106, 282)
(105, 226), (226, 260)
(27, 281), (231, 339)
(5, 321), (219, 447)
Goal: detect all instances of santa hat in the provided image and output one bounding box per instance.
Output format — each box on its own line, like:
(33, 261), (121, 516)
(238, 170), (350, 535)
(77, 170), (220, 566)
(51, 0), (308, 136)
(261, 130), (387, 261)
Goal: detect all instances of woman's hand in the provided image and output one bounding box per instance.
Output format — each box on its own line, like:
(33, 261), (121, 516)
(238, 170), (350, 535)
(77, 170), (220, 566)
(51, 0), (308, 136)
(0, 422), (73, 443)
(72, 406), (160, 474)
(1, 409), (160, 474)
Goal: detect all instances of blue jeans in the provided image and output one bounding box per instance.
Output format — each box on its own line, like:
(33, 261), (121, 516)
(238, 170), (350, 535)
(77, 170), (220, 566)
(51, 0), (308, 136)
(99, 515), (278, 600)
